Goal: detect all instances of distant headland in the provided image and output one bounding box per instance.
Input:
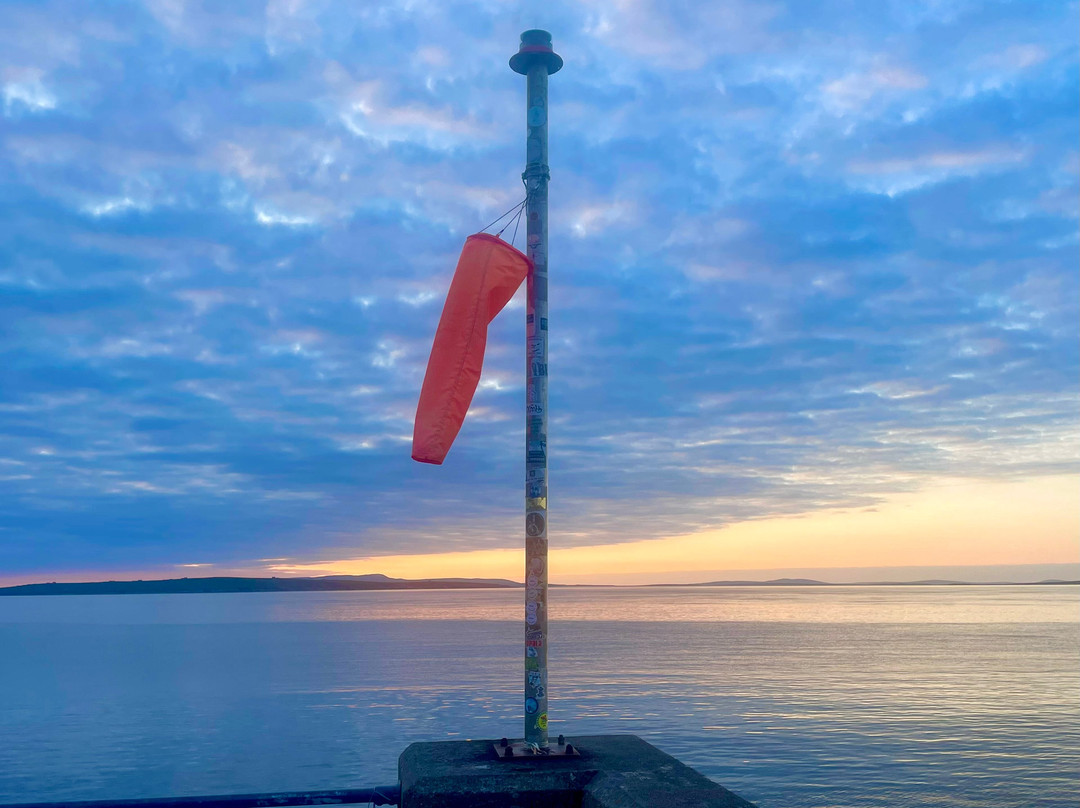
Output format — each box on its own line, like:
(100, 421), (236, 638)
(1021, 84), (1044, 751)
(0, 574), (1076, 596)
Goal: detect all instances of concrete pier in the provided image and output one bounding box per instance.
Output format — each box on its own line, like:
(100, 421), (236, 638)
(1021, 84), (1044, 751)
(398, 734), (758, 808)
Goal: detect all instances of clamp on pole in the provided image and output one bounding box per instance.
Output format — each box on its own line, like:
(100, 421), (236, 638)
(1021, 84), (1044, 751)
(522, 165), (550, 184)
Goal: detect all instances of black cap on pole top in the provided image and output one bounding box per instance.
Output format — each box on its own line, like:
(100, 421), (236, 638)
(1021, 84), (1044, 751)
(510, 29), (563, 75)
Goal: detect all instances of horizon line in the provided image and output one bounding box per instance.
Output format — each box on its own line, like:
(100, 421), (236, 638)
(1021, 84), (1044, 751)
(3, 572), (1080, 594)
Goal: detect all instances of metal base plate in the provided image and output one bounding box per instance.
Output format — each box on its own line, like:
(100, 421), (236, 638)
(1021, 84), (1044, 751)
(493, 739), (580, 759)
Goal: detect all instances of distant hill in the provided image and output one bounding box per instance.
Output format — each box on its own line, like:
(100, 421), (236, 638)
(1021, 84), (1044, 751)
(0, 575), (523, 597)
(676, 578), (1079, 587)
(1, 575), (1075, 597)
(316, 574), (521, 587)
(678, 577), (831, 587)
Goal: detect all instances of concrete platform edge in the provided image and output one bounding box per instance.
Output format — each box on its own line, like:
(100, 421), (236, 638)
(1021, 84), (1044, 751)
(399, 734), (758, 808)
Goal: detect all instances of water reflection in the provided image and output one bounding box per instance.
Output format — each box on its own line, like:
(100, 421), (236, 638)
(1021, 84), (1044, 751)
(2, 585), (1075, 624)
(1, 587), (1076, 808)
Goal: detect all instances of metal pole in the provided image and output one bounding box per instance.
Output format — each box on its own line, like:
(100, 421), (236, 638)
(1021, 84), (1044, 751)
(510, 29), (561, 750)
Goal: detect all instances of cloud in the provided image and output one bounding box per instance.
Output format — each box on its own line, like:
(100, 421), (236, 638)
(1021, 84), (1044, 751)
(3, 69), (58, 115)
(336, 78), (491, 149)
(822, 66), (928, 113)
(847, 145), (1029, 195)
(254, 206), (318, 227)
(581, 0), (782, 70)
(0, 0), (1076, 580)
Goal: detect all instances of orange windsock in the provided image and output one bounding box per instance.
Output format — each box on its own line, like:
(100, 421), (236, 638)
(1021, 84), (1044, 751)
(412, 233), (532, 464)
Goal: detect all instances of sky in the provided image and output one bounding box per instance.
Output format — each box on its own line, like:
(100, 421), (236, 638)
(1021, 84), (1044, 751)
(1, 0), (1077, 586)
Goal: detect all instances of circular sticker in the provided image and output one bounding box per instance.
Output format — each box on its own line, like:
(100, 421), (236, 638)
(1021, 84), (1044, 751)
(528, 106), (546, 127)
(525, 512), (546, 537)
(536, 713), (548, 731)
(525, 697), (539, 715)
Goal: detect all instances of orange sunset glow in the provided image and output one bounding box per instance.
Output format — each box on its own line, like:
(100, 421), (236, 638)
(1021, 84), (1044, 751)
(266, 475), (1079, 584)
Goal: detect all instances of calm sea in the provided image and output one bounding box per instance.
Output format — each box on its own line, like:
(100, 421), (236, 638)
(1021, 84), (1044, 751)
(0, 586), (1077, 807)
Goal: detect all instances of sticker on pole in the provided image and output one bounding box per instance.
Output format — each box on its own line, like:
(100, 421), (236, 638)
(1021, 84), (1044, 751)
(525, 512), (546, 537)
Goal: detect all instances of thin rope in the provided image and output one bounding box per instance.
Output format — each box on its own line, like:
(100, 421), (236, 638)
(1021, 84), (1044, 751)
(495, 198), (526, 240)
(480, 196), (527, 234)
(509, 201), (524, 247)
(511, 173), (533, 247)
